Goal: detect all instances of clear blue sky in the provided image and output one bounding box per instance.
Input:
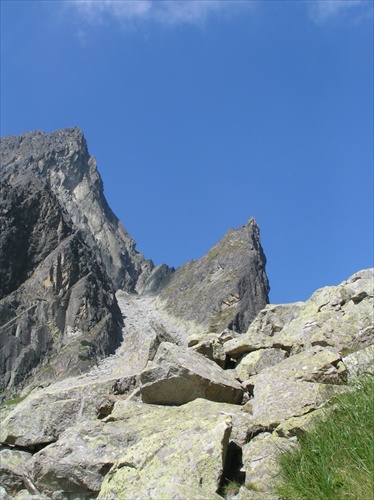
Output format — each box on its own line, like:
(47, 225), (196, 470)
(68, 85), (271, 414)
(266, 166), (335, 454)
(1, 1), (373, 304)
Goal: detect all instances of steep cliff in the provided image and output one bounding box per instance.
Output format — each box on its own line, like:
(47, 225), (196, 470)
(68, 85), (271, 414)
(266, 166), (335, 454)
(0, 128), (153, 393)
(0, 128), (153, 292)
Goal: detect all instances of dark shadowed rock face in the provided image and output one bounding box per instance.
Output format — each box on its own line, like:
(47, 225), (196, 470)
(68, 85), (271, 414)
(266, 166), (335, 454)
(157, 218), (270, 333)
(0, 128), (152, 393)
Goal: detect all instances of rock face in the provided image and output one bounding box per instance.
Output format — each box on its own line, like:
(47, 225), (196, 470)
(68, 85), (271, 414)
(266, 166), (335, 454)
(0, 128), (153, 393)
(224, 268), (374, 359)
(0, 128), (152, 293)
(156, 218), (270, 333)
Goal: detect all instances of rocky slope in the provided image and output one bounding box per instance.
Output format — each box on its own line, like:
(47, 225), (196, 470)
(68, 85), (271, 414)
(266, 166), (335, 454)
(0, 268), (372, 499)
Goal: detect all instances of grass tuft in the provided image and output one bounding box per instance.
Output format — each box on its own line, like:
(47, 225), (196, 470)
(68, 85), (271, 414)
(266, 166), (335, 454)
(276, 373), (374, 500)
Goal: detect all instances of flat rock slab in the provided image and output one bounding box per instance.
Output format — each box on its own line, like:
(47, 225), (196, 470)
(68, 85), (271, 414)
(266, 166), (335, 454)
(139, 342), (244, 405)
(26, 399), (235, 499)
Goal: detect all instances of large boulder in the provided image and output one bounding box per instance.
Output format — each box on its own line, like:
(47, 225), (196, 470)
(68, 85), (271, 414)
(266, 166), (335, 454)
(22, 399), (235, 499)
(240, 432), (296, 498)
(248, 347), (346, 428)
(235, 348), (287, 382)
(0, 373), (137, 448)
(139, 342), (244, 405)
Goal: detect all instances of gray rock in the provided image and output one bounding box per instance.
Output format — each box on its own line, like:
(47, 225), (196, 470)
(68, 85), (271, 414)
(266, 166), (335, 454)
(235, 348), (288, 382)
(0, 373), (137, 447)
(249, 347), (346, 427)
(225, 269), (374, 359)
(0, 447), (33, 497)
(343, 344), (374, 379)
(140, 342), (244, 405)
(0, 128), (153, 292)
(24, 399), (233, 499)
(157, 218), (269, 333)
(242, 432), (297, 495)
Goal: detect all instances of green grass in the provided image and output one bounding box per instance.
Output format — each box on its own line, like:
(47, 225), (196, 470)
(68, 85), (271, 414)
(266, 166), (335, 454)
(1, 395), (26, 406)
(221, 480), (241, 498)
(276, 374), (374, 500)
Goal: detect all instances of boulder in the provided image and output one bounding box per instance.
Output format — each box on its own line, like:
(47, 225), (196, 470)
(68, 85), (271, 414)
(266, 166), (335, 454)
(248, 347), (346, 427)
(274, 409), (325, 438)
(241, 432), (297, 495)
(343, 344), (374, 379)
(25, 399), (234, 499)
(188, 331), (231, 368)
(225, 269), (373, 359)
(235, 348), (287, 382)
(0, 373), (137, 447)
(98, 399), (233, 500)
(0, 447), (33, 497)
(139, 342), (244, 405)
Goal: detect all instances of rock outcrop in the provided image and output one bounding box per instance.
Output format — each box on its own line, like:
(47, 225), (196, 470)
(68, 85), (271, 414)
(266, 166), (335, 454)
(0, 128), (153, 292)
(155, 218), (270, 334)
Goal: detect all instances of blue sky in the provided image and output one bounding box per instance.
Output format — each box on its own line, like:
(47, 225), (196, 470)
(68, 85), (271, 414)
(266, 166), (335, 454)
(1, 0), (373, 304)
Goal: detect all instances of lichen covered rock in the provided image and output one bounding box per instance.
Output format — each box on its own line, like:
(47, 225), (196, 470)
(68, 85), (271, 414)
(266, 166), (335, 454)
(139, 342), (244, 405)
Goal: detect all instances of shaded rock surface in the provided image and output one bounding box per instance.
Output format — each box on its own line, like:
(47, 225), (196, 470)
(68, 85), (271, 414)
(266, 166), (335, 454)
(0, 128), (152, 293)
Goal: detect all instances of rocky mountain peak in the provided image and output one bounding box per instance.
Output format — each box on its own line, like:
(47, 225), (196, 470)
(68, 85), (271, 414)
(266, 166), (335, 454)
(155, 216), (269, 333)
(1, 127), (153, 292)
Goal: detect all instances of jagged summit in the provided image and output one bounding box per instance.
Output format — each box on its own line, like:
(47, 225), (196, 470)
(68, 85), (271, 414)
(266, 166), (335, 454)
(1, 127), (153, 292)
(155, 216), (269, 333)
